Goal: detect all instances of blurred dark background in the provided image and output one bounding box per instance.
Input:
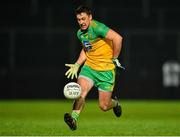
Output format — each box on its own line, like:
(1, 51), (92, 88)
(0, 0), (180, 99)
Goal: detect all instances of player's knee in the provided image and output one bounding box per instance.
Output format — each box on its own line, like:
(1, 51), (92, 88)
(99, 103), (109, 111)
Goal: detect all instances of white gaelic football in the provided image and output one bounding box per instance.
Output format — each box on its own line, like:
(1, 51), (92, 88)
(63, 82), (82, 99)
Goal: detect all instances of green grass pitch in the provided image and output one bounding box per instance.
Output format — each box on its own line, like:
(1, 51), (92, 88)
(0, 99), (180, 136)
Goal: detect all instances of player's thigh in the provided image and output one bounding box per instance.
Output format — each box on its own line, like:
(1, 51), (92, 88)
(77, 77), (93, 98)
(98, 91), (112, 106)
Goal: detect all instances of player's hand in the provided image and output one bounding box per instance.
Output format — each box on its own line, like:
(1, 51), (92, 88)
(113, 58), (125, 70)
(65, 63), (80, 79)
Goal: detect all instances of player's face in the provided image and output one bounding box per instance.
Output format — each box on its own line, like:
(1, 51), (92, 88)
(76, 12), (92, 30)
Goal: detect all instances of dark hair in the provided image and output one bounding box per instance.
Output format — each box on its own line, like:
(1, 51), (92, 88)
(75, 5), (92, 15)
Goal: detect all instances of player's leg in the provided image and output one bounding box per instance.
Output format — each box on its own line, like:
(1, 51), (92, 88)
(72, 76), (93, 120)
(64, 77), (93, 130)
(98, 91), (122, 117)
(98, 91), (116, 111)
(96, 69), (122, 117)
(64, 65), (94, 130)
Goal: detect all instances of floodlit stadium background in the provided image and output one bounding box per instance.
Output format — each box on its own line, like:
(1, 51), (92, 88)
(0, 0), (180, 99)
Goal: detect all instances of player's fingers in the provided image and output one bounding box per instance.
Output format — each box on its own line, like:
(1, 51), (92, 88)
(120, 65), (125, 70)
(116, 62), (121, 67)
(65, 64), (73, 67)
(67, 72), (72, 79)
(65, 69), (71, 76)
(71, 73), (74, 79)
(75, 73), (77, 79)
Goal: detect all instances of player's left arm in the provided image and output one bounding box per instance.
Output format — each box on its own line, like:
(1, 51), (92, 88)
(93, 21), (124, 68)
(105, 29), (125, 70)
(105, 29), (123, 59)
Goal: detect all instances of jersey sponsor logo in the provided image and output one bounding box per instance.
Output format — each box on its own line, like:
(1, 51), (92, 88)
(83, 40), (92, 52)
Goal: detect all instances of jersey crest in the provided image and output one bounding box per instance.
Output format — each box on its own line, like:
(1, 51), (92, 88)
(82, 40), (92, 51)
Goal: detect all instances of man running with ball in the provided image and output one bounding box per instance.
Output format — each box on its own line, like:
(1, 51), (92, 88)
(64, 5), (124, 130)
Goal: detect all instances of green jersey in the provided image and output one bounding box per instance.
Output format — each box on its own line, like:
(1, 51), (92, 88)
(77, 20), (115, 71)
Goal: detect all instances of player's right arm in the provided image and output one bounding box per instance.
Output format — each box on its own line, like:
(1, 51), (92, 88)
(76, 49), (86, 66)
(65, 30), (87, 79)
(65, 49), (86, 79)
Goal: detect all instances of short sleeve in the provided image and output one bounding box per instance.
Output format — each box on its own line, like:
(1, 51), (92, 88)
(92, 20), (110, 38)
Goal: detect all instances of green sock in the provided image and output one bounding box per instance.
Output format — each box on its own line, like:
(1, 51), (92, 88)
(71, 111), (79, 121)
